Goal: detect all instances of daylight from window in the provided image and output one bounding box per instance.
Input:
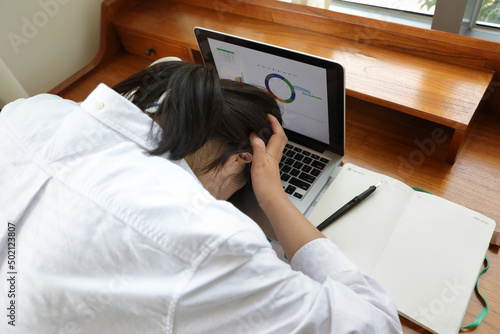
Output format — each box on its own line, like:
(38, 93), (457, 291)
(339, 0), (500, 27)
(477, 0), (500, 27)
(339, 0), (435, 15)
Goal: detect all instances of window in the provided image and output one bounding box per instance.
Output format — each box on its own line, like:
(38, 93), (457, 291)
(329, 0), (500, 42)
(340, 0), (434, 15)
(476, 0), (500, 27)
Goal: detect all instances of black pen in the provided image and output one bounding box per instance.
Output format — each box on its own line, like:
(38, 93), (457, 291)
(317, 181), (383, 231)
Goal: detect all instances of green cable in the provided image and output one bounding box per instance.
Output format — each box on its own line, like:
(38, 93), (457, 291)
(412, 187), (490, 329)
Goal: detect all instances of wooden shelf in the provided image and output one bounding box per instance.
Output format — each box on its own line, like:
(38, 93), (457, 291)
(111, 0), (494, 164)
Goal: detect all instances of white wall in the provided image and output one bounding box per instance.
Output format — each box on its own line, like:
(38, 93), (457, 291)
(0, 0), (104, 108)
(0, 58), (29, 107)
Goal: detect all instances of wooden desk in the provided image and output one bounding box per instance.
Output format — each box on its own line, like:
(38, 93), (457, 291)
(59, 52), (500, 334)
(56, 0), (500, 332)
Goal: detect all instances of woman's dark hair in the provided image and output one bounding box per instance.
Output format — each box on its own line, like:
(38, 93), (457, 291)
(112, 61), (282, 175)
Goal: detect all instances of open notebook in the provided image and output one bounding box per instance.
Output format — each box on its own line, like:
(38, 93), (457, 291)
(307, 163), (495, 334)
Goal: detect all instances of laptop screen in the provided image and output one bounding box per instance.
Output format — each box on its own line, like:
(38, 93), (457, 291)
(195, 27), (345, 155)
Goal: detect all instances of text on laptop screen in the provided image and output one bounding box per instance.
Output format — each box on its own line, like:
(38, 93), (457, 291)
(207, 38), (330, 144)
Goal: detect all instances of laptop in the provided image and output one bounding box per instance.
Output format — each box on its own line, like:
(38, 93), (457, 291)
(194, 27), (345, 214)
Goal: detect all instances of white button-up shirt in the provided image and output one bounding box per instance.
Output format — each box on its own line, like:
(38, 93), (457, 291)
(0, 84), (402, 333)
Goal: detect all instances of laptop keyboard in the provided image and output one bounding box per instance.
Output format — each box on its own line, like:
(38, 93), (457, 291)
(279, 143), (330, 200)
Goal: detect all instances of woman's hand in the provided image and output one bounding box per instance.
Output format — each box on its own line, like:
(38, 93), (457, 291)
(250, 114), (325, 259)
(250, 114), (288, 212)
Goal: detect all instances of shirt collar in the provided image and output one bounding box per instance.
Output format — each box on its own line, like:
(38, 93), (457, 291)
(81, 83), (161, 152)
(80, 83), (198, 180)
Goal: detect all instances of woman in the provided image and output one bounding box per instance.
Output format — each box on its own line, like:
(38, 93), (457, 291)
(0, 60), (401, 333)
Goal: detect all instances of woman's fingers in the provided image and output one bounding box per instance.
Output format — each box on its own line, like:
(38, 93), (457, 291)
(249, 132), (266, 168)
(249, 114), (288, 209)
(264, 114), (287, 164)
(250, 114), (287, 167)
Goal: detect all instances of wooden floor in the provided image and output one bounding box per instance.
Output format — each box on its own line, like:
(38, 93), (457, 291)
(59, 53), (500, 334)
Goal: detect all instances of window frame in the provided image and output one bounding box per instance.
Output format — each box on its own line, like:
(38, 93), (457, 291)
(464, 0), (500, 41)
(329, 0), (500, 42)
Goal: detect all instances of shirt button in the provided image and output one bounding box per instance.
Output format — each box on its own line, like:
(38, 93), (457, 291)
(96, 102), (105, 110)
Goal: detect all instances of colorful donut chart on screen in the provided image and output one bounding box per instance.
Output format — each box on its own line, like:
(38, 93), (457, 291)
(264, 73), (296, 104)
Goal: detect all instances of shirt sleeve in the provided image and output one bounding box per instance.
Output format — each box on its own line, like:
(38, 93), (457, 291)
(291, 237), (402, 331)
(174, 230), (403, 334)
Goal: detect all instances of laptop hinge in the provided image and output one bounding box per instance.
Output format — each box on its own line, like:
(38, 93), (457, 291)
(285, 129), (329, 153)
